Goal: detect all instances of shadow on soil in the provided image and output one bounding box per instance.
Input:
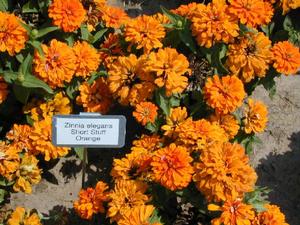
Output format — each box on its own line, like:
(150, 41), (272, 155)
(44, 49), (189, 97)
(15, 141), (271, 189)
(256, 131), (300, 225)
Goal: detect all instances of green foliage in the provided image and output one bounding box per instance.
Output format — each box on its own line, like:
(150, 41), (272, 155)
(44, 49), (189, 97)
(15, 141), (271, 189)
(244, 186), (271, 212)
(0, 0), (8, 11)
(283, 15), (300, 47)
(234, 132), (263, 155)
(155, 88), (180, 116)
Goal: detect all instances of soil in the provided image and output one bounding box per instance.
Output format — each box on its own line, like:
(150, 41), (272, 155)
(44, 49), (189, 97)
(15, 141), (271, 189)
(7, 1), (300, 225)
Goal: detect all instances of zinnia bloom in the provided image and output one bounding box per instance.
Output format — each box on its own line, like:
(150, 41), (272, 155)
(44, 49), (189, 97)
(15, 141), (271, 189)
(243, 98), (268, 134)
(6, 124), (33, 152)
(124, 15), (165, 53)
(118, 205), (162, 225)
(133, 102), (158, 126)
(191, 0), (239, 48)
(33, 39), (76, 88)
(0, 142), (20, 181)
(13, 154), (42, 194)
(193, 142), (257, 202)
(131, 134), (161, 154)
(226, 32), (273, 82)
(257, 204), (289, 225)
(172, 3), (206, 20)
(74, 181), (109, 220)
(228, 0), (274, 28)
(146, 48), (191, 96)
(107, 54), (155, 106)
(101, 5), (129, 28)
(151, 143), (194, 191)
(0, 12), (28, 56)
(48, 0), (86, 32)
(281, 0), (300, 14)
(0, 76), (8, 104)
(209, 199), (255, 225)
(204, 75), (246, 114)
(76, 78), (112, 114)
(29, 117), (70, 161)
(73, 41), (101, 78)
(107, 179), (149, 222)
(99, 33), (123, 64)
(272, 41), (300, 75)
(7, 207), (41, 225)
(161, 107), (188, 138)
(209, 113), (240, 139)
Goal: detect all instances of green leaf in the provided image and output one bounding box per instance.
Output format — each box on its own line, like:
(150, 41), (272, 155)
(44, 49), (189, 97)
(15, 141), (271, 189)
(92, 28), (108, 44)
(74, 147), (85, 161)
(21, 75), (53, 94)
(261, 22), (275, 37)
(244, 186), (270, 212)
(19, 21), (32, 34)
(210, 44), (229, 74)
(29, 40), (44, 58)
(0, 0), (8, 11)
(259, 72), (278, 99)
(35, 26), (59, 38)
(283, 15), (293, 31)
(80, 25), (90, 41)
(20, 54), (33, 76)
(87, 71), (107, 85)
(0, 189), (7, 204)
(145, 122), (157, 133)
(2, 71), (18, 83)
(161, 6), (185, 26)
(22, 1), (39, 13)
(179, 25), (197, 54)
(155, 89), (170, 116)
(0, 176), (14, 186)
(66, 78), (81, 99)
(148, 208), (163, 224)
(13, 85), (31, 104)
(15, 53), (25, 63)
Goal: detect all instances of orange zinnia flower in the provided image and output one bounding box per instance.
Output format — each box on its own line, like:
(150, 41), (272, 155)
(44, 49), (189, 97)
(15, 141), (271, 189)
(118, 205), (162, 225)
(99, 33), (123, 64)
(243, 98), (268, 134)
(76, 78), (112, 114)
(272, 41), (300, 75)
(193, 142), (257, 202)
(204, 75), (246, 114)
(73, 41), (101, 78)
(0, 142), (20, 181)
(133, 102), (158, 126)
(74, 181), (109, 220)
(6, 124), (33, 152)
(0, 77), (8, 104)
(226, 32), (273, 83)
(101, 5), (129, 28)
(209, 113), (240, 139)
(209, 199), (255, 225)
(13, 154), (41, 194)
(257, 204), (289, 225)
(124, 15), (165, 53)
(131, 134), (161, 154)
(0, 12), (28, 56)
(7, 207), (42, 225)
(29, 117), (70, 161)
(48, 0), (86, 32)
(191, 0), (239, 48)
(107, 179), (149, 222)
(151, 143), (194, 191)
(33, 39), (76, 88)
(281, 0), (300, 14)
(107, 54), (155, 106)
(172, 3), (206, 20)
(228, 0), (274, 28)
(146, 48), (191, 96)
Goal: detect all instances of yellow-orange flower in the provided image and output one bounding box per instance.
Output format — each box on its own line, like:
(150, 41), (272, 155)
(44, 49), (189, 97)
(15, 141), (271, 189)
(209, 113), (240, 139)
(161, 107), (188, 138)
(133, 102), (158, 126)
(0, 142), (20, 181)
(25, 92), (72, 122)
(0, 12), (28, 56)
(281, 0), (300, 14)
(191, 0), (239, 48)
(82, 0), (106, 31)
(193, 142), (257, 202)
(99, 33), (123, 64)
(101, 6), (129, 28)
(131, 135), (161, 154)
(48, 0), (86, 32)
(257, 204), (289, 225)
(243, 98), (268, 134)
(146, 48), (191, 96)
(151, 143), (194, 191)
(6, 124), (33, 152)
(0, 76), (8, 104)
(76, 78), (112, 114)
(74, 181), (109, 220)
(209, 199), (255, 225)
(107, 54), (155, 105)
(13, 154), (41, 194)
(172, 3), (206, 20)
(107, 179), (149, 222)
(272, 41), (300, 75)
(118, 205), (162, 225)
(29, 117), (70, 161)
(124, 15), (165, 53)
(228, 0), (274, 28)
(33, 39), (76, 88)
(7, 207), (41, 225)
(226, 32), (273, 83)
(73, 41), (101, 78)
(204, 75), (246, 114)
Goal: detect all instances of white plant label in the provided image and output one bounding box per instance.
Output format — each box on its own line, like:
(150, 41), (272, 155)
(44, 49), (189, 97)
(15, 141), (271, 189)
(52, 114), (126, 148)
